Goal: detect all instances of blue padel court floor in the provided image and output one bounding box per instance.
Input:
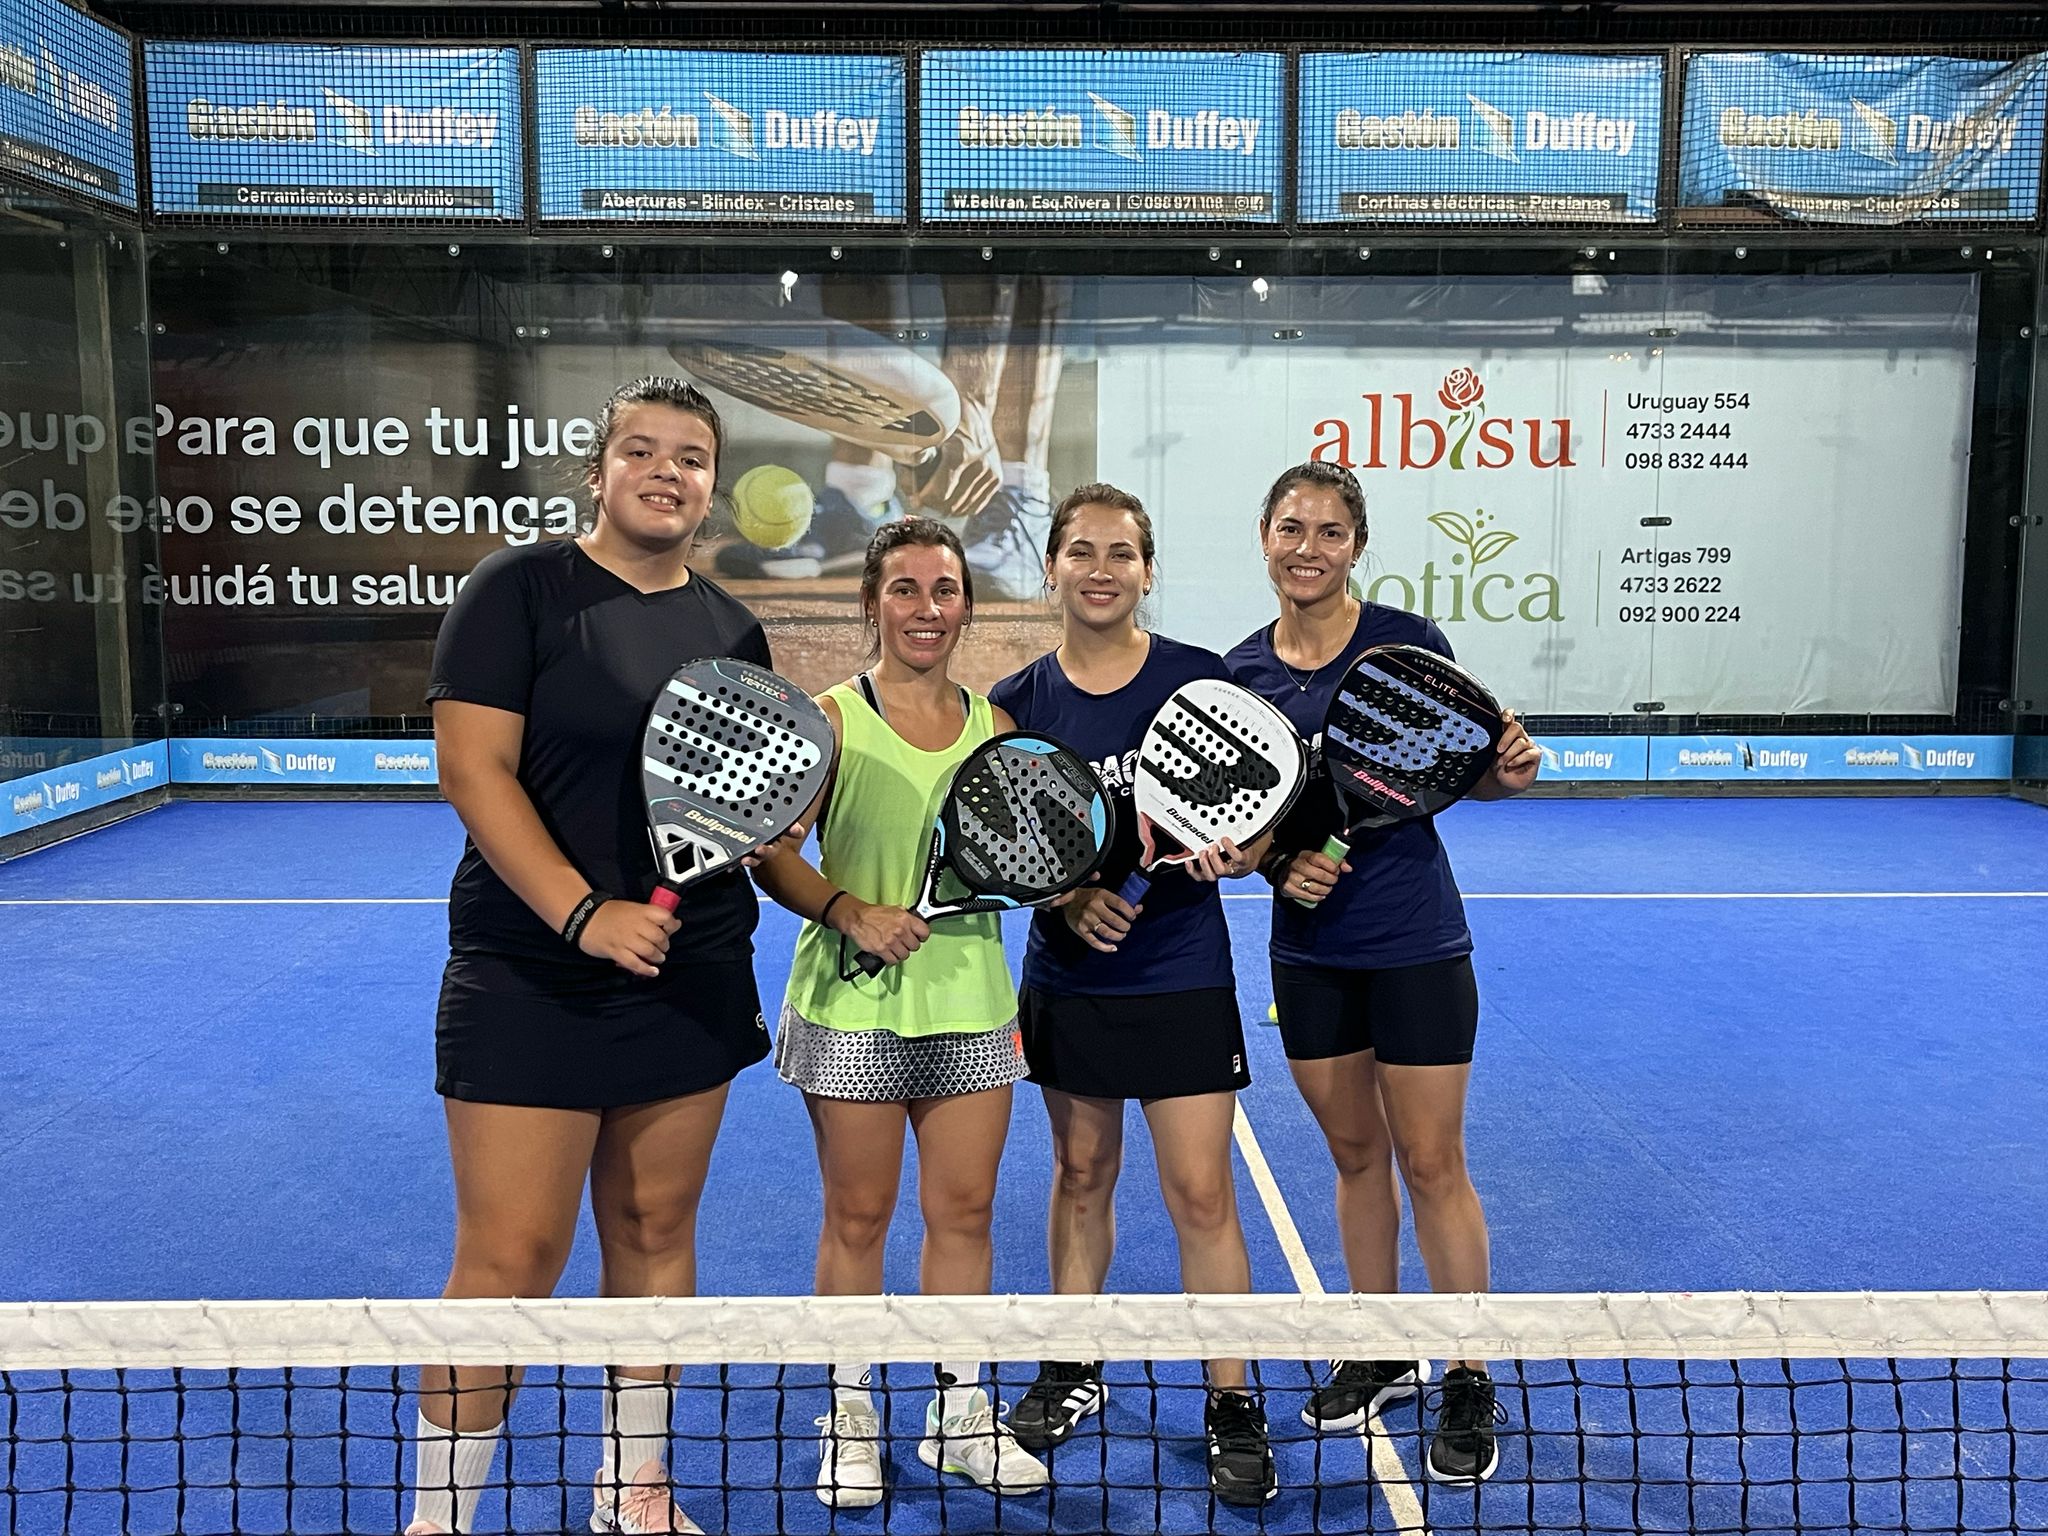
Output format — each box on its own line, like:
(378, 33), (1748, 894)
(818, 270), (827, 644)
(4, 795), (2046, 1534)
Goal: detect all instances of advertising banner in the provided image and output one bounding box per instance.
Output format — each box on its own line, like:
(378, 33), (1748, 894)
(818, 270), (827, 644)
(0, 0), (135, 208)
(1298, 51), (1664, 223)
(919, 49), (1283, 223)
(535, 49), (905, 222)
(144, 43), (522, 218)
(1681, 52), (2048, 223)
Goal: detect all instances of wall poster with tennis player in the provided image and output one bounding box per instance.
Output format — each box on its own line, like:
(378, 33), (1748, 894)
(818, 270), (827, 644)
(129, 255), (1979, 724)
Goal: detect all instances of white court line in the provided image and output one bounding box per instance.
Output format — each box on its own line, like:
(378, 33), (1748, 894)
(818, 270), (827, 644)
(6, 890), (2048, 907)
(1232, 1102), (1430, 1534)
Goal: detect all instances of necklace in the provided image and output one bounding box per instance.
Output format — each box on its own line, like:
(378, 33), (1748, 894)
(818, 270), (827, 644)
(1280, 656), (1324, 692)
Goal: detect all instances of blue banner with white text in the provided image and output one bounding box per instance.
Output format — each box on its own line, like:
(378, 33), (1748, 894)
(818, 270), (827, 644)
(2, 741), (165, 836)
(919, 49), (1283, 223)
(1530, 736), (1651, 782)
(535, 49), (904, 222)
(171, 738), (438, 786)
(1298, 52), (1664, 223)
(143, 43), (522, 218)
(1650, 735), (2012, 781)
(0, 0), (136, 208)
(1681, 52), (2048, 224)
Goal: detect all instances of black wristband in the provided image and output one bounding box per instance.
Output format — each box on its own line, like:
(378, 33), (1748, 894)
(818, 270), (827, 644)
(1257, 847), (1294, 887)
(818, 889), (850, 930)
(560, 889), (612, 948)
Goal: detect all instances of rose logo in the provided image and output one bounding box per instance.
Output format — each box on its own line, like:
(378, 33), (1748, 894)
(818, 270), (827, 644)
(1438, 367), (1484, 414)
(1438, 367), (1485, 469)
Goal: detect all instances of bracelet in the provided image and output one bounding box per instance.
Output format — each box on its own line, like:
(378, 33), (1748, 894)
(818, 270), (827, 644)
(560, 889), (612, 948)
(818, 889), (850, 930)
(1257, 847), (1294, 886)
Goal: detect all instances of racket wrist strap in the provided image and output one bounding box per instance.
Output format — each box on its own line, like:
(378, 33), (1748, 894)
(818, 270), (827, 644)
(818, 889), (852, 931)
(561, 889), (613, 948)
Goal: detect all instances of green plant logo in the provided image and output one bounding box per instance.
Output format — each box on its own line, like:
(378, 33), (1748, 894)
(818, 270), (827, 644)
(1427, 508), (1518, 567)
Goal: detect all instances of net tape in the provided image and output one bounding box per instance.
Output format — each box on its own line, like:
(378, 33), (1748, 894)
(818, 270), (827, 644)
(7, 1290), (2048, 1373)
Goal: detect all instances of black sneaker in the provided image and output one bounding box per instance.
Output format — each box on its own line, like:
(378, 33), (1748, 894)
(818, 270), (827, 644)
(1205, 1390), (1277, 1506)
(1301, 1359), (1428, 1432)
(1007, 1361), (1105, 1451)
(1425, 1366), (1502, 1484)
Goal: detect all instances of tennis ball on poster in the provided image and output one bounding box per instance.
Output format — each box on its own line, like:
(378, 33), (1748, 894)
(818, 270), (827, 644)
(1266, 1002), (1279, 1025)
(730, 465), (815, 549)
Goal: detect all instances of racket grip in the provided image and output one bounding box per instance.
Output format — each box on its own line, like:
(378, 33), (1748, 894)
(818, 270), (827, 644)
(1113, 871), (1151, 907)
(649, 885), (681, 914)
(853, 947), (885, 978)
(1286, 836), (1353, 910)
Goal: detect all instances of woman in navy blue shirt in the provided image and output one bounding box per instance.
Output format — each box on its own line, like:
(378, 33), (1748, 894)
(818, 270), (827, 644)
(989, 483), (1275, 1507)
(1227, 461), (1539, 1488)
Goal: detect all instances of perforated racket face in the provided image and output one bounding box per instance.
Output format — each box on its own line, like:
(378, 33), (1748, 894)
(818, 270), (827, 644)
(1132, 679), (1306, 865)
(668, 336), (954, 459)
(942, 735), (1112, 901)
(640, 658), (834, 885)
(1322, 644), (1503, 822)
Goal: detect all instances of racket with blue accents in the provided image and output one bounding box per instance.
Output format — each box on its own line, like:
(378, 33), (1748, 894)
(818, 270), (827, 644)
(1116, 679), (1306, 906)
(849, 732), (1112, 979)
(1299, 644), (1502, 907)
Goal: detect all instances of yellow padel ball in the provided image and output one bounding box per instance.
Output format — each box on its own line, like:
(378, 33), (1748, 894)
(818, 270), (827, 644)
(730, 465), (815, 550)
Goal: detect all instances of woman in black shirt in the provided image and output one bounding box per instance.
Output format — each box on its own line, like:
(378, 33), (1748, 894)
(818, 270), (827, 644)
(410, 377), (781, 1536)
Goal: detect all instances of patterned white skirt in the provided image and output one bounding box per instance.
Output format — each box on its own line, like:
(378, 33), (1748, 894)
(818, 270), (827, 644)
(774, 1003), (1027, 1102)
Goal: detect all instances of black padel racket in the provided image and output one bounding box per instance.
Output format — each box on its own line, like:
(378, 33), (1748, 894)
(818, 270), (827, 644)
(1300, 644), (1503, 907)
(850, 732), (1112, 979)
(641, 658), (835, 911)
(1116, 679), (1306, 907)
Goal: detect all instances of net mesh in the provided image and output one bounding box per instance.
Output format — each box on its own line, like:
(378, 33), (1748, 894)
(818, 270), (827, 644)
(5, 1291), (2046, 1535)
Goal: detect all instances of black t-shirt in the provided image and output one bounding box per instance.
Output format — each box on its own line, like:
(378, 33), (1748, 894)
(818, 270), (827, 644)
(427, 539), (772, 964)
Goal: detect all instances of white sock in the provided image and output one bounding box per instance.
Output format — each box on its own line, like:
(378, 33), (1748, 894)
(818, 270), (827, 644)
(1002, 462), (1051, 504)
(932, 1362), (983, 1423)
(411, 1412), (501, 1535)
(831, 1362), (875, 1410)
(599, 1373), (674, 1492)
(824, 461), (897, 515)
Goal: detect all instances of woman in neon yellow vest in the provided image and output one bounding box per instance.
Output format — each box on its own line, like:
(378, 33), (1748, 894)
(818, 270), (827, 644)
(753, 516), (1050, 1510)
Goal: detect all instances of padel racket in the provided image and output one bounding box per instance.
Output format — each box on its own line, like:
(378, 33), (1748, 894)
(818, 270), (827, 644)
(849, 733), (1112, 979)
(640, 658), (835, 911)
(1115, 679), (1306, 907)
(1298, 644), (1503, 907)
(667, 319), (962, 464)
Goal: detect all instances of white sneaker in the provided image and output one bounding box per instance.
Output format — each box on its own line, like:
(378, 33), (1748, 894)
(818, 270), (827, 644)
(917, 1390), (1049, 1495)
(590, 1457), (705, 1534)
(403, 1524), (450, 1535)
(815, 1399), (885, 1508)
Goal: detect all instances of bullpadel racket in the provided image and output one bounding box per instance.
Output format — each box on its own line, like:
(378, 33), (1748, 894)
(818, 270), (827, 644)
(1297, 644), (1503, 908)
(1116, 679), (1306, 906)
(849, 732), (1112, 979)
(640, 658), (835, 911)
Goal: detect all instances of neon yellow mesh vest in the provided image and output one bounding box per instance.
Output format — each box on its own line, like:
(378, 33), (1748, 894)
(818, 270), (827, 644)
(783, 681), (1018, 1037)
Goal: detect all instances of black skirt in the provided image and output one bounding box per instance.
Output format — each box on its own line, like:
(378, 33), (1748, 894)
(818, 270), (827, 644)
(1018, 985), (1251, 1101)
(436, 950), (769, 1109)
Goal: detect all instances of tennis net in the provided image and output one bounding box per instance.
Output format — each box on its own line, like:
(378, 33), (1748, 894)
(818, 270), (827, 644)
(4, 1289), (2046, 1535)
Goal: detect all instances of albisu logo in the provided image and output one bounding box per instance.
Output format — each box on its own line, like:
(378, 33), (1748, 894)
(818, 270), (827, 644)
(1311, 366), (1576, 472)
(1364, 507), (1563, 624)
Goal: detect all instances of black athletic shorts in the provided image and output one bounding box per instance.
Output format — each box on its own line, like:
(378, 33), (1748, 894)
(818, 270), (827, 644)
(436, 951), (769, 1108)
(1019, 985), (1251, 1100)
(1269, 954), (1479, 1067)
